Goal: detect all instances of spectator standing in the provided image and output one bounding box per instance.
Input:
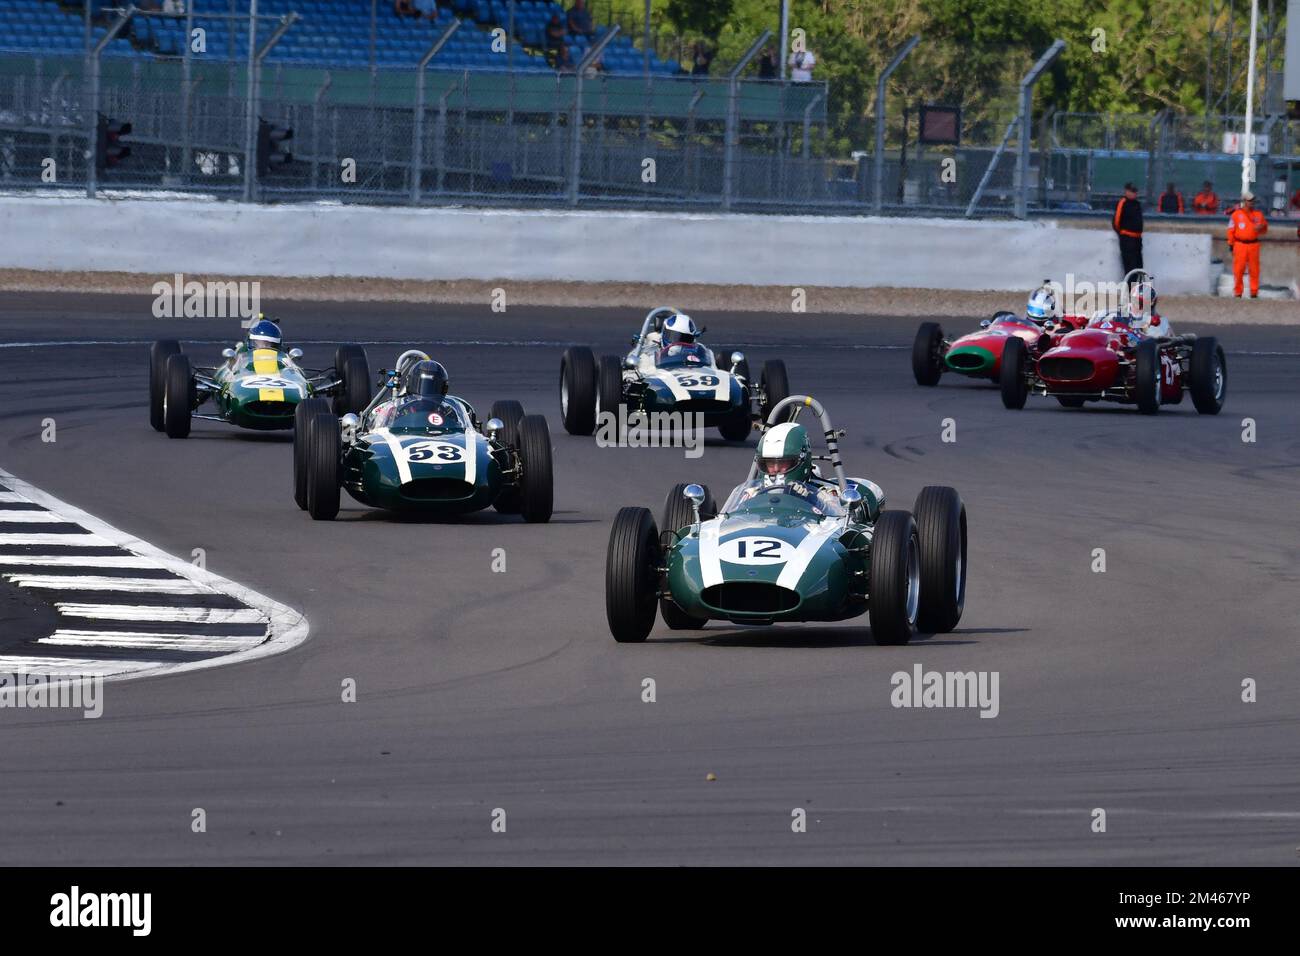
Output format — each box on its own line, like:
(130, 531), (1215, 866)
(1287, 185), (1300, 215)
(1226, 191), (1268, 298)
(546, 13), (567, 66)
(691, 41), (713, 76)
(1192, 180), (1219, 215)
(1157, 181), (1184, 214)
(1112, 182), (1144, 276)
(566, 0), (594, 40)
(757, 46), (778, 79)
(788, 46), (816, 82)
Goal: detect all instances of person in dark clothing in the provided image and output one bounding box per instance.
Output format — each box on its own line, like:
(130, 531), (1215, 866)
(691, 41), (713, 76)
(1113, 182), (1144, 276)
(1157, 181), (1184, 214)
(756, 46), (778, 79)
(566, 0), (594, 40)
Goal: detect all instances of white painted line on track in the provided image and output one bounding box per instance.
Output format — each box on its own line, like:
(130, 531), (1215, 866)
(0, 555), (158, 568)
(0, 532), (111, 546)
(5, 575), (216, 593)
(55, 604), (268, 624)
(0, 655), (167, 677)
(0, 510), (68, 523)
(40, 630), (267, 652)
(0, 493), (27, 503)
(0, 465), (310, 683)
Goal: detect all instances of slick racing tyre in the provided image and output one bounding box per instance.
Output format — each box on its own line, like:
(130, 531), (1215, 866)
(999, 337), (1029, 410)
(332, 344), (368, 416)
(760, 359), (791, 423)
(305, 411), (341, 521)
(596, 355), (624, 424)
(516, 414), (554, 524)
(560, 346), (598, 436)
(339, 352), (372, 416)
(869, 510), (920, 646)
(606, 507), (660, 643)
(294, 397), (331, 511)
(658, 483), (716, 630)
(1189, 336), (1226, 415)
(150, 340), (181, 432)
(912, 322), (944, 387)
(717, 403), (753, 442)
(1135, 339), (1160, 415)
(490, 400), (526, 515)
(162, 353), (193, 439)
(913, 486), (967, 634)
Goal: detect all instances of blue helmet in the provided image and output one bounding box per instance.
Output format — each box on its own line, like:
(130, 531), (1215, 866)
(247, 318), (282, 350)
(1025, 285), (1056, 321)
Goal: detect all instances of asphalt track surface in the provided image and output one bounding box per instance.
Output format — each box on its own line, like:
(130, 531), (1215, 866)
(0, 292), (1297, 865)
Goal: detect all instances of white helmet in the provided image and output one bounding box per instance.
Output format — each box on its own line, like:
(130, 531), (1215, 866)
(1025, 284), (1057, 322)
(663, 312), (699, 345)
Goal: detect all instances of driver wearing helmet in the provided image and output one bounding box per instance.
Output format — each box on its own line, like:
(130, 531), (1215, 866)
(1123, 275), (1172, 338)
(239, 316), (284, 356)
(1024, 284), (1057, 324)
(374, 359), (459, 430)
(640, 310), (705, 371)
(747, 422), (841, 515)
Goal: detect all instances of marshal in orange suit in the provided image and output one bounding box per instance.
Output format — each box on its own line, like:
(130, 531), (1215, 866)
(1226, 192), (1268, 297)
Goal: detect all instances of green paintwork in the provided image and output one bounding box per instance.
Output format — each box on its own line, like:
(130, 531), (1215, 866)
(943, 345), (996, 376)
(342, 397), (504, 514)
(209, 345), (315, 430)
(663, 476), (885, 625)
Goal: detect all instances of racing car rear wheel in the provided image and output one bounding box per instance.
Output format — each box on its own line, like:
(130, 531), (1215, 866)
(659, 483), (716, 630)
(560, 347), (598, 435)
(913, 486), (967, 634)
(305, 411), (341, 521)
(606, 507), (660, 643)
(868, 511), (920, 645)
(1135, 339), (1161, 415)
(162, 353), (193, 439)
(338, 353), (372, 416)
(490, 400), (526, 514)
(150, 339), (181, 431)
(912, 322), (944, 387)
(999, 337), (1029, 410)
(1189, 337), (1226, 415)
(760, 359), (791, 423)
(597, 355), (624, 424)
(294, 397), (331, 511)
(516, 414), (554, 523)
(717, 404), (753, 442)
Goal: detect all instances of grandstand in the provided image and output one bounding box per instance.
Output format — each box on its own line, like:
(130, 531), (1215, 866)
(0, 0), (680, 74)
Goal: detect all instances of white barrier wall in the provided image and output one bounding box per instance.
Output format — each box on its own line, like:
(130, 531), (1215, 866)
(0, 198), (1214, 294)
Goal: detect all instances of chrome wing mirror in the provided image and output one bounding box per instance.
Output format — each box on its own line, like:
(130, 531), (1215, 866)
(288, 348), (304, 361)
(221, 348), (236, 359)
(729, 350), (745, 372)
(339, 413), (360, 443)
(683, 483), (706, 524)
(484, 417), (504, 440)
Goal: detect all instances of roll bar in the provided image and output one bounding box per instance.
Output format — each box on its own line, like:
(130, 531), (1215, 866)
(747, 394), (847, 493)
(635, 306), (681, 349)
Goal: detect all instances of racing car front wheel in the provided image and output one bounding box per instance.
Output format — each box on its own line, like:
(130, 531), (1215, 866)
(516, 414), (554, 524)
(149, 339), (181, 431)
(294, 398), (332, 511)
(1134, 339), (1161, 415)
(560, 347), (598, 435)
(1189, 337), (1226, 415)
(868, 511), (920, 645)
(999, 338), (1029, 410)
(490, 400), (526, 515)
(162, 353), (193, 439)
(596, 355), (624, 423)
(913, 486), (967, 634)
(760, 359), (791, 422)
(305, 411), (341, 521)
(912, 322), (945, 387)
(606, 507), (660, 643)
(659, 483), (716, 630)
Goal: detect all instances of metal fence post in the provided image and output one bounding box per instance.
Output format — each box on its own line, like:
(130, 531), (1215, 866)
(181, 2), (193, 183)
(722, 30), (770, 211)
(873, 34), (919, 215)
(85, 5), (134, 199)
(411, 19), (462, 203)
(1014, 38), (1064, 219)
(311, 72), (331, 190)
(243, 10), (298, 203)
(568, 25), (620, 205)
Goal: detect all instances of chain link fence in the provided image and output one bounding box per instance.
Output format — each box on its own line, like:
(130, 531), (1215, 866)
(3, 48), (1300, 218)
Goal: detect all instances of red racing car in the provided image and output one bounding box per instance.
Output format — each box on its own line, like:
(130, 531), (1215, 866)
(999, 310), (1226, 415)
(912, 282), (1087, 386)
